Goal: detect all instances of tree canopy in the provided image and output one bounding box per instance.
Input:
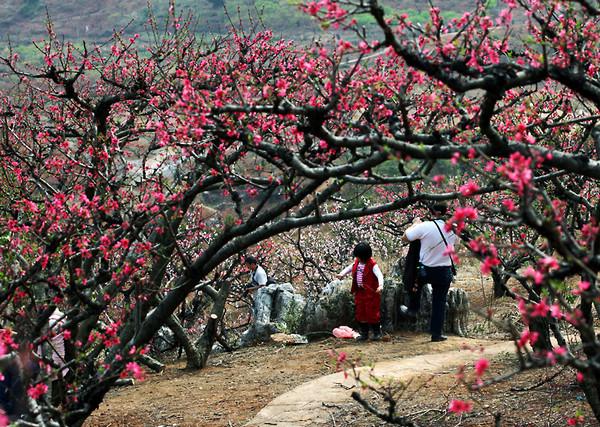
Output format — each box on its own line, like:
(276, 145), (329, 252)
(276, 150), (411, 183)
(1, 0), (600, 425)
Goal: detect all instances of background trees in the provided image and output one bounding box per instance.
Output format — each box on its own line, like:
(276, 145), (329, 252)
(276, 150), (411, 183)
(1, 0), (600, 425)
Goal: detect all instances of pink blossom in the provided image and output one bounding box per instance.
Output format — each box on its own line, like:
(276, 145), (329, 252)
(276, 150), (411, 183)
(275, 79), (289, 97)
(466, 50), (481, 71)
(481, 256), (500, 275)
(336, 39), (353, 54)
(497, 8), (513, 25)
(497, 152), (533, 195)
(442, 43), (455, 56)
(358, 41), (370, 54)
(550, 304), (563, 320)
(517, 329), (539, 348)
(121, 361), (146, 381)
(0, 409), (7, 427)
(474, 358), (489, 377)
(572, 281), (591, 296)
(538, 256), (559, 271)
(448, 399), (473, 414)
(530, 299), (550, 317)
(501, 199), (516, 211)
(0, 329), (17, 356)
(522, 266), (544, 285)
(447, 206), (478, 234)
(27, 383), (49, 400)
(459, 181), (479, 196)
(304, 1), (321, 15)
(579, 281), (590, 292)
(524, 132), (536, 144)
(567, 416), (585, 426)
(553, 346), (567, 357)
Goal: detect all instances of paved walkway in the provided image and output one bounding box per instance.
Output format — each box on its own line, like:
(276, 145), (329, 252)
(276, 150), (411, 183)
(246, 338), (514, 426)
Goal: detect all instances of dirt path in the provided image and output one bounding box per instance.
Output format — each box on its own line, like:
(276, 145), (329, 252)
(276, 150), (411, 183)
(85, 271), (597, 426)
(85, 334), (512, 427)
(246, 339), (513, 426)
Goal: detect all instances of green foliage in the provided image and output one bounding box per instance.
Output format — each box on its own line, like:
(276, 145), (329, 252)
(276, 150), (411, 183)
(277, 298), (303, 333)
(374, 159), (400, 177)
(442, 10), (460, 21)
(486, 0), (498, 9)
(549, 279), (577, 304)
(223, 213), (236, 229)
(253, 0), (308, 28)
(397, 8), (429, 24)
(390, 8), (461, 24)
(18, 0), (41, 19)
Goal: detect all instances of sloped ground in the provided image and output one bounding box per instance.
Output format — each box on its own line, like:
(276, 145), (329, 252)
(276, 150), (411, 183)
(246, 339), (514, 426)
(85, 267), (596, 427)
(83, 332), (597, 426)
(85, 334), (507, 426)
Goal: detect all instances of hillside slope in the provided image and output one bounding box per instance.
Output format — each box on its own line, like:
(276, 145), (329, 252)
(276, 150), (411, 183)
(0, 0), (497, 46)
(0, 0), (316, 45)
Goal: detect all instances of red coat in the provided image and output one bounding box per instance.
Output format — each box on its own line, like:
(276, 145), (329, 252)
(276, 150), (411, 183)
(351, 258), (381, 324)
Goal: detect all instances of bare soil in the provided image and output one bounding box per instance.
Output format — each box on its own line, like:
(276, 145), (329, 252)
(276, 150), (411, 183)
(85, 269), (598, 427)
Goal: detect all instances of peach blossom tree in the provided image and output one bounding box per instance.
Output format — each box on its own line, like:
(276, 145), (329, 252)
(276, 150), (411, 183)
(2, 0), (600, 425)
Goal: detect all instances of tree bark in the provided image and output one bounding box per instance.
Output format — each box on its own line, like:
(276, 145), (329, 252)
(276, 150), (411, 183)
(581, 373), (600, 422)
(529, 316), (552, 352)
(138, 354), (165, 373)
(195, 281), (231, 369)
(491, 269), (508, 298)
(165, 314), (203, 369)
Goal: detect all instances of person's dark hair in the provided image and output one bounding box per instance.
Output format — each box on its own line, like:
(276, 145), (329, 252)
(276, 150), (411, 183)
(353, 242), (372, 262)
(430, 202), (448, 216)
(244, 256), (258, 265)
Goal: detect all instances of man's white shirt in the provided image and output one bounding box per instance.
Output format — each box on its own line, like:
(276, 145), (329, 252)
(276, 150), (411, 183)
(405, 219), (457, 267)
(252, 265), (268, 286)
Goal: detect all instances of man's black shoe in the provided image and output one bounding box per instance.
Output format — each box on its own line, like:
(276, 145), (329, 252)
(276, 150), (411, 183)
(431, 335), (448, 342)
(356, 334), (369, 342)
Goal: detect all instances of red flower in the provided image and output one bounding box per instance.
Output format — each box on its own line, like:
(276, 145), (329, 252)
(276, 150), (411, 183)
(27, 383), (49, 400)
(448, 399), (473, 414)
(474, 358), (489, 377)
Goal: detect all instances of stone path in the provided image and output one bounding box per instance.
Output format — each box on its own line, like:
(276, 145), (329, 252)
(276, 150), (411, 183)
(246, 338), (514, 426)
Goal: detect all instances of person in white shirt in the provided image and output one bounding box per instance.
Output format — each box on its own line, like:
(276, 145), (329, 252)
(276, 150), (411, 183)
(244, 256), (272, 321)
(337, 242), (384, 341)
(402, 202), (457, 342)
(244, 256), (269, 293)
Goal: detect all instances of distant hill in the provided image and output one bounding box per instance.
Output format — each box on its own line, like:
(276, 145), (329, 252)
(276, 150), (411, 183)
(0, 0), (317, 44)
(0, 0), (499, 60)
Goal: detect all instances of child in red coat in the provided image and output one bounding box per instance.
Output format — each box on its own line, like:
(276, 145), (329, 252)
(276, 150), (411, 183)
(337, 242), (384, 341)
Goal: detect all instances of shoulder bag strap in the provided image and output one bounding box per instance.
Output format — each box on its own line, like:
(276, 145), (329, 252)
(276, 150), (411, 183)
(432, 220), (456, 272)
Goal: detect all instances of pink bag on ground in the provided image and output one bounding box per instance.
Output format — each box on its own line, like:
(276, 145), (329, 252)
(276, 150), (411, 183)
(332, 325), (360, 339)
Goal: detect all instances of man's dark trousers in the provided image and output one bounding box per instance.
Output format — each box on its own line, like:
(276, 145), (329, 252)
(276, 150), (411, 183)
(423, 266), (453, 338)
